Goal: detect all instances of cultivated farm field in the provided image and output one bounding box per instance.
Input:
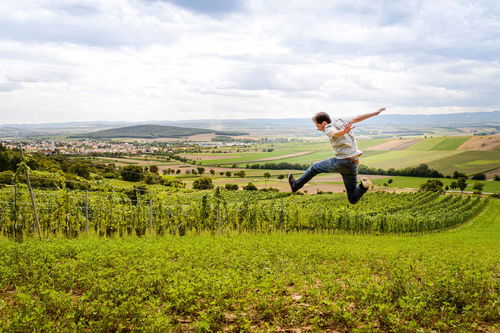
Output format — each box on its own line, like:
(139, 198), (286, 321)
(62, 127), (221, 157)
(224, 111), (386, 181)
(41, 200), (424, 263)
(183, 135), (500, 179)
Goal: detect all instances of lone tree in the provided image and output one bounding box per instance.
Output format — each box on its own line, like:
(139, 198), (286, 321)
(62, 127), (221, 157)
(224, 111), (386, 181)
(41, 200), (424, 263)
(197, 167), (205, 175)
(263, 172), (271, 187)
(192, 177), (214, 190)
(457, 177), (467, 193)
(420, 179), (444, 193)
(210, 169), (215, 176)
(225, 183), (239, 191)
(243, 182), (258, 191)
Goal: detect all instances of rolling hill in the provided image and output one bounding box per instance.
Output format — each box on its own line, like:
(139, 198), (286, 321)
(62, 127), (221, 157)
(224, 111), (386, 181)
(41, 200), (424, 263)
(69, 125), (248, 139)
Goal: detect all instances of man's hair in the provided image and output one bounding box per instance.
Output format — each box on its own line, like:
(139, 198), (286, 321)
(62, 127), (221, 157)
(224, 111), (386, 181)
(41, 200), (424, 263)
(312, 112), (331, 124)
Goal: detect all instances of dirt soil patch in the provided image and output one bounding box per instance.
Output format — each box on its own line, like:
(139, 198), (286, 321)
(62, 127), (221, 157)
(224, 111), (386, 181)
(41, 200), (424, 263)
(484, 168), (500, 180)
(458, 135), (500, 151)
(366, 139), (422, 151)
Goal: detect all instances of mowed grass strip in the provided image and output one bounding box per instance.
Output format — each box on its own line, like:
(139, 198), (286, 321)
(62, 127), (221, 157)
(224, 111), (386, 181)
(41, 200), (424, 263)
(0, 199), (498, 332)
(429, 137), (470, 150)
(360, 150), (461, 170)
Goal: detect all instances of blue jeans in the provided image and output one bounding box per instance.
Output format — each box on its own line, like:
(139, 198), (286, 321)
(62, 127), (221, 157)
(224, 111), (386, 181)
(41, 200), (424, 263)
(292, 157), (368, 204)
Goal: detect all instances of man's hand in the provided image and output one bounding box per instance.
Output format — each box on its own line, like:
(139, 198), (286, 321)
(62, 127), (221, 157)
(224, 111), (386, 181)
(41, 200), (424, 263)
(340, 122), (355, 136)
(375, 107), (386, 115)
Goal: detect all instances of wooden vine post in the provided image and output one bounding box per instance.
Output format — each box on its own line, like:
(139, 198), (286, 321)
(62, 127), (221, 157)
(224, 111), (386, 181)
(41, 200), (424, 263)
(20, 149), (42, 239)
(85, 190), (89, 236)
(149, 191), (153, 236)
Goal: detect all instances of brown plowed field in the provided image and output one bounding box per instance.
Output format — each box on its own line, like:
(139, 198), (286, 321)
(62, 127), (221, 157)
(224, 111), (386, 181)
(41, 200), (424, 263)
(458, 135), (500, 151)
(484, 168), (500, 180)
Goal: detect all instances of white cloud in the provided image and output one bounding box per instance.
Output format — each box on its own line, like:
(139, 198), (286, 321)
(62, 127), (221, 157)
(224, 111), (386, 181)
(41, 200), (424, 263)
(0, 0), (499, 124)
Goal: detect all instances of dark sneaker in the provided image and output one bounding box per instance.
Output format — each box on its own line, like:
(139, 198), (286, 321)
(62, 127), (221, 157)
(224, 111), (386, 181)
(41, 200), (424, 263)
(288, 174), (297, 192)
(360, 177), (372, 190)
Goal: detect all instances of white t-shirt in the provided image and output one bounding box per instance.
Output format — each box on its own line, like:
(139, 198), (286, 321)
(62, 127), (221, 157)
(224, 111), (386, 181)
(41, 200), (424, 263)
(324, 118), (362, 158)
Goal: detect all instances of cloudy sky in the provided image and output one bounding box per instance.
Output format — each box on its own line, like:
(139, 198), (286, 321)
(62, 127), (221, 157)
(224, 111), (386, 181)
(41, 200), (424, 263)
(1, 0), (499, 124)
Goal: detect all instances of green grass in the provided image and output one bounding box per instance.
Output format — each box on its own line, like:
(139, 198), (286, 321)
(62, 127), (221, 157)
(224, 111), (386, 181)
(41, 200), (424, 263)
(429, 137), (470, 150)
(404, 137), (446, 151)
(427, 151), (500, 176)
(0, 199), (498, 332)
(361, 150), (462, 170)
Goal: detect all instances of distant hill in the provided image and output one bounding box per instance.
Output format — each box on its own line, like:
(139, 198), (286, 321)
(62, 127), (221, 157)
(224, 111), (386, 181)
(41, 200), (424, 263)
(1, 111), (498, 137)
(69, 125), (248, 139)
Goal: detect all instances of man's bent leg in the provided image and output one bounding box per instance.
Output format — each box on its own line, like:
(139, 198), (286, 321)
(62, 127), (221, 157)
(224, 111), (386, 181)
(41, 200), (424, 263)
(291, 158), (333, 192)
(341, 172), (368, 204)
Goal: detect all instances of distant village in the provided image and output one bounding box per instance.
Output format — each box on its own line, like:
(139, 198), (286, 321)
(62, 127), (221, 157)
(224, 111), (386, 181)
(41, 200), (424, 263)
(0, 139), (250, 155)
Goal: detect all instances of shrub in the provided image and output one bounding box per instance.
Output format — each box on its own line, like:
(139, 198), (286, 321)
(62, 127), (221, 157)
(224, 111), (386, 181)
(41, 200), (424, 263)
(144, 172), (163, 185)
(453, 171), (468, 179)
(259, 187), (279, 192)
(225, 184), (239, 191)
(472, 182), (484, 194)
(235, 170), (246, 178)
(69, 162), (92, 179)
(0, 170), (15, 185)
(193, 177), (214, 190)
(161, 176), (185, 188)
(121, 165), (144, 182)
(243, 182), (258, 191)
(149, 165), (159, 174)
(471, 173), (486, 180)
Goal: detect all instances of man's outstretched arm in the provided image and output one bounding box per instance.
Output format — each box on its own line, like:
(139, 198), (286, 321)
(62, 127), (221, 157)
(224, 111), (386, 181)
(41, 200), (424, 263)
(351, 107), (385, 124)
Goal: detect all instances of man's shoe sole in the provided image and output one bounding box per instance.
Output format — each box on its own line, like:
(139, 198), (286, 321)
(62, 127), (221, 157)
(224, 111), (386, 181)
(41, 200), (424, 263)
(360, 177), (372, 189)
(288, 174), (297, 192)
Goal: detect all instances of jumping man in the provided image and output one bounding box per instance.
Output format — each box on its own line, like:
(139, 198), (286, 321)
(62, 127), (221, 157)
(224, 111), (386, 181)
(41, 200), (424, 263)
(288, 107), (385, 204)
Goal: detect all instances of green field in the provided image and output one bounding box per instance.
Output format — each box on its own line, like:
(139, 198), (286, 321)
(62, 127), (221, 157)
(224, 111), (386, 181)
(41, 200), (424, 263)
(360, 150), (462, 170)
(430, 137), (470, 150)
(180, 136), (499, 177)
(427, 151), (500, 176)
(0, 198), (498, 332)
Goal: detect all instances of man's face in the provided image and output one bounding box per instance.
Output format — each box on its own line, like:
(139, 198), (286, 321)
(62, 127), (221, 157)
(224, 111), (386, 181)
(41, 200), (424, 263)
(314, 120), (327, 131)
